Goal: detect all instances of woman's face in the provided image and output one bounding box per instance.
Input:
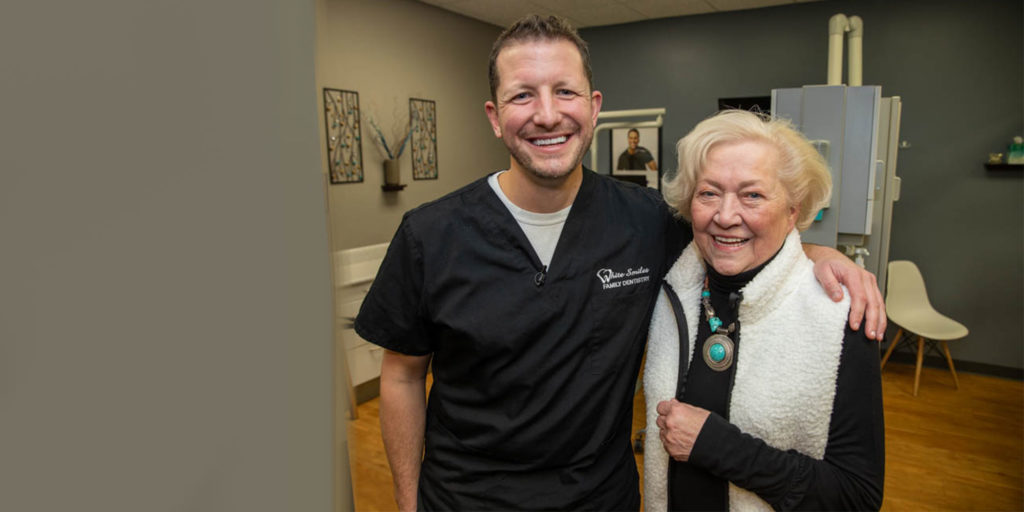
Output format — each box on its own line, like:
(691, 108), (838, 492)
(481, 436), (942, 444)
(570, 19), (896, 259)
(690, 140), (798, 276)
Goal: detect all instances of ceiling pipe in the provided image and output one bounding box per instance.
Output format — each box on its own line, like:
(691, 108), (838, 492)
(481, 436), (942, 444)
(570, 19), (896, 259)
(847, 15), (864, 86)
(827, 14), (865, 86)
(827, 14), (848, 85)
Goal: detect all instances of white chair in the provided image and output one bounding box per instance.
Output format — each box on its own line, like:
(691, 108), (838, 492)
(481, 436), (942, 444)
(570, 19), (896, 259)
(882, 260), (969, 396)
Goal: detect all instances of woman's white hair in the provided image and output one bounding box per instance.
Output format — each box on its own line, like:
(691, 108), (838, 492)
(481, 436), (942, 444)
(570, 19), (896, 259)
(662, 109), (832, 231)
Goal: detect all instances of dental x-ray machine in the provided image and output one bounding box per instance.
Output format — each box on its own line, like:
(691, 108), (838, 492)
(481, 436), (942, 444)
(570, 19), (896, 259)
(772, 14), (903, 295)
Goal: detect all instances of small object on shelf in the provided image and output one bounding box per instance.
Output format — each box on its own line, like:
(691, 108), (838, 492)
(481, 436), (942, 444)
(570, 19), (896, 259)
(987, 153), (1004, 164)
(1007, 136), (1024, 164)
(383, 159), (401, 186)
(381, 159), (405, 191)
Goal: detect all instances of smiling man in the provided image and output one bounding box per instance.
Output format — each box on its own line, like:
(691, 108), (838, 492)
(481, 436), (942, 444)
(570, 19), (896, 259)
(485, 36), (597, 185)
(355, 14), (884, 511)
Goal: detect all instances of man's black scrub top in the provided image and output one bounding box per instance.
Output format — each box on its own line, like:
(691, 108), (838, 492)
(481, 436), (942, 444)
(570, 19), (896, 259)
(355, 168), (690, 510)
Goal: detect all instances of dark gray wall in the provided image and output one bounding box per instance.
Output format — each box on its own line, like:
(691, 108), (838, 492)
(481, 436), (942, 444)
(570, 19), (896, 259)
(584, 0), (1023, 371)
(1, 1), (337, 510)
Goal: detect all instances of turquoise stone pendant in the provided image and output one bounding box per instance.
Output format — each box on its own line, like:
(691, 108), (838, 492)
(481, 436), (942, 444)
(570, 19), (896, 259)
(708, 343), (726, 362)
(708, 316), (723, 332)
(702, 333), (735, 372)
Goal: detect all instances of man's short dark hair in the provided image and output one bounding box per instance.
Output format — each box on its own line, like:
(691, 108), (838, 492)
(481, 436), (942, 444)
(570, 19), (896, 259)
(488, 15), (594, 103)
(628, 128), (640, 137)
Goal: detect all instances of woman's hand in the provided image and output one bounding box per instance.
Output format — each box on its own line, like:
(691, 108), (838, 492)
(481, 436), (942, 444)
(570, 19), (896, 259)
(655, 399), (711, 462)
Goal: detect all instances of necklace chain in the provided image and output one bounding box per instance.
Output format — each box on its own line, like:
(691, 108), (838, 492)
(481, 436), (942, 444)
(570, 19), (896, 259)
(701, 276), (736, 334)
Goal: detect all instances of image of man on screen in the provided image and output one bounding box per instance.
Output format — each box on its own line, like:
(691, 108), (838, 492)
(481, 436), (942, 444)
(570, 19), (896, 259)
(617, 128), (657, 170)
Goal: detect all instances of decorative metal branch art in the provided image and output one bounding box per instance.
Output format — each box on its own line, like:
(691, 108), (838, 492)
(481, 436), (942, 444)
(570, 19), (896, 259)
(323, 88), (363, 184)
(410, 98), (438, 180)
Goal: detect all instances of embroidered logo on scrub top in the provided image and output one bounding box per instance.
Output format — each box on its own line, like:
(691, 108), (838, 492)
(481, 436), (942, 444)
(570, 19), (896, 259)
(596, 266), (651, 290)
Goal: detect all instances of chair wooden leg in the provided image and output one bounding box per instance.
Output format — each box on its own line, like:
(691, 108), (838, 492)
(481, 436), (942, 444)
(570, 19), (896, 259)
(940, 340), (960, 390)
(913, 335), (925, 397)
(880, 328), (903, 369)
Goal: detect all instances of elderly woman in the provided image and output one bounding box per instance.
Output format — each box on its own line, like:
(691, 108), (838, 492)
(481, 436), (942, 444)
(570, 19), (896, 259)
(644, 110), (884, 511)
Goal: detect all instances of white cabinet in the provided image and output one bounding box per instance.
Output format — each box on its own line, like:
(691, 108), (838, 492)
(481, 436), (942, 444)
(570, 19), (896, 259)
(347, 342), (385, 387)
(334, 244), (388, 389)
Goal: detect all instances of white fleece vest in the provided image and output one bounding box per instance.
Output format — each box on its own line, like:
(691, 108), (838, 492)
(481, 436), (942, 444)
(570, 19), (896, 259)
(643, 230), (849, 511)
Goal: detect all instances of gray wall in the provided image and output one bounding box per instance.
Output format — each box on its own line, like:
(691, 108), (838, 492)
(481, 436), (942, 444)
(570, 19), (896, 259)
(320, 0), (507, 250)
(1, 1), (338, 511)
(583, 0), (1024, 371)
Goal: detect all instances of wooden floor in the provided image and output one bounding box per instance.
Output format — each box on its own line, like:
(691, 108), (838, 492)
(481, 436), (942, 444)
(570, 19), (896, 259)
(348, 363), (1023, 511)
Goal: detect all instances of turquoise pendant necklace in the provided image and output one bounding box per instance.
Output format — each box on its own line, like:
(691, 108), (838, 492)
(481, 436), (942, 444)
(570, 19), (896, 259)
(701, 277), (737, 372)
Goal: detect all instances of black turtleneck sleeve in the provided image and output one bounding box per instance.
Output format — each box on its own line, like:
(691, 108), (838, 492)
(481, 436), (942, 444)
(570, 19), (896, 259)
(687, 324), (885, 510)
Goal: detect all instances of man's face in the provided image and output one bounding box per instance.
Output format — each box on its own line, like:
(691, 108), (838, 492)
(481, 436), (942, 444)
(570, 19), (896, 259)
(485, 39), (602, 181)
(628, 130), (639, 152)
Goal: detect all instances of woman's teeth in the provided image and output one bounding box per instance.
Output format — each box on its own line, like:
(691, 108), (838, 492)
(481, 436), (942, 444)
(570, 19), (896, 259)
(714, 236), (747, 245)
(532, 135), (567, 146)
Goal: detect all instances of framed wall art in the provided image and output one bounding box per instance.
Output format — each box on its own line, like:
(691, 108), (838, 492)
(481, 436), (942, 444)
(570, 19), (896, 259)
(323, 88), (363, 184)
(609, 126), (661, 190)
(409, 98), (438, 180)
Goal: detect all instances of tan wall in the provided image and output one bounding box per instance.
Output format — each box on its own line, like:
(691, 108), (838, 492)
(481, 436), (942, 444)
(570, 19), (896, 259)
(318, 0), (508, 250)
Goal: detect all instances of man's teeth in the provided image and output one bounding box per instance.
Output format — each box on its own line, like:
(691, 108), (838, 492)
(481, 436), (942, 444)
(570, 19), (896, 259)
(715, 236), (747, 244)
(532, 136), (567, 146)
